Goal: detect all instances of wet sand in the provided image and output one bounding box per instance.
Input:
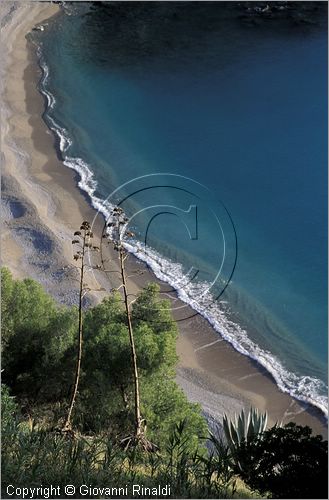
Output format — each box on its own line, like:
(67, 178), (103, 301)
(1, 1), (327, 437)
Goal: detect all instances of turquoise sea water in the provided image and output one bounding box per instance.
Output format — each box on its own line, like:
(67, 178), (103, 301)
(33, 2), (327, 413)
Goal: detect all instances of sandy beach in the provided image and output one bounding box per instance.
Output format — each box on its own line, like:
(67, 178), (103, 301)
(1, 1), (327, 437)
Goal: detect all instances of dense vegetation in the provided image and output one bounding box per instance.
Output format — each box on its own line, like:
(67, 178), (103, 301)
(235, 423), (328, 499)
(1, 267), (328, 498)
(1, 267), (205, 440)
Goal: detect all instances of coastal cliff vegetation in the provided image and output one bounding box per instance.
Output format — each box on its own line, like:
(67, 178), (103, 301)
(1, 262), (328, 498)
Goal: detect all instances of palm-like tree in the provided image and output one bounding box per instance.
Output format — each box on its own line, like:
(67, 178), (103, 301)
(103, 207), (155, 451)
(62, 221), (99, 433)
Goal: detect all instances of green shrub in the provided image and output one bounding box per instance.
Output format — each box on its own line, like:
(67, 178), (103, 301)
(235, 422), (328, 498)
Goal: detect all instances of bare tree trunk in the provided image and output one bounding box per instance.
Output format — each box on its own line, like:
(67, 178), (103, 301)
(119, 248), (142, 438)
(63, 234), (85, 432)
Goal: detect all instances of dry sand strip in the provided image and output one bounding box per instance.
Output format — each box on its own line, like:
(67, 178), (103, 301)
(1, 1), (108, 305)
(0, 1), (327, 435)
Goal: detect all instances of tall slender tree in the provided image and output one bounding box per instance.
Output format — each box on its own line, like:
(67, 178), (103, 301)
(103, 207), (155, 451)
(62, 221), (99, 433)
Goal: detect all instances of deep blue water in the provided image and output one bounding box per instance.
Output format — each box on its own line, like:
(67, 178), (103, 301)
(33, 2), (327, 413)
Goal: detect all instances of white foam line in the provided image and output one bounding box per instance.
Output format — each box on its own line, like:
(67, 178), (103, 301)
(125, 242), (328, 417)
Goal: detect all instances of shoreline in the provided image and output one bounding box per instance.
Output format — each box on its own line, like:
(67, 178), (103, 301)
(1, 2), (327, 436)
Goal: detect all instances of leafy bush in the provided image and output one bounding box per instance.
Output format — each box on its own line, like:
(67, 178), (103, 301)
(77, 283), (206, 443)
(235, 422), (328, 499)
(1, 268), (76, 401)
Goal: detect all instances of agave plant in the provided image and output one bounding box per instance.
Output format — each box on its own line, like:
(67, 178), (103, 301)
(222, 407), (268, 455)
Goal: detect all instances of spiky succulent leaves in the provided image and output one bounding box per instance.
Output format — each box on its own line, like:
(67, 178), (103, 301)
(237, 412), (245, 443)
(223, 415), (230, 445)
(223, 407), (268, 457)
(247, 410), (256, 441)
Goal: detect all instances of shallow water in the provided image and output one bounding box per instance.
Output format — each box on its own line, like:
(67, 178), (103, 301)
(33, 2), (327, 413)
